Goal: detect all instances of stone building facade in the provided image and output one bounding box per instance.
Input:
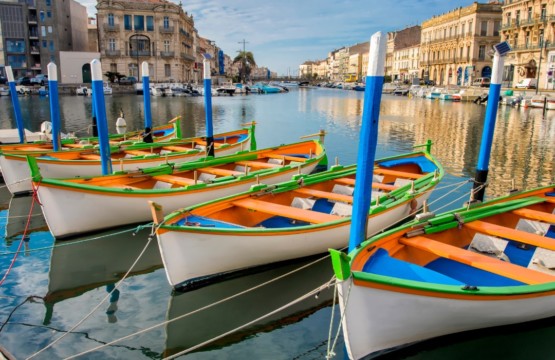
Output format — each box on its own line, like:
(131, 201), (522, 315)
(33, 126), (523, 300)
(96, 0), (196, 83)
(389, 26), (421, 82)
(501, 0), (555, 89)
(420, 2), (502, 86)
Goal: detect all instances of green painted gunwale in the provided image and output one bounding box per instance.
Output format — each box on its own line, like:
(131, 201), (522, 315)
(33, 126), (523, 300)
(333, 184), (555, 297)
(28, 139), (325, 195)
(159, 150), (444, 234)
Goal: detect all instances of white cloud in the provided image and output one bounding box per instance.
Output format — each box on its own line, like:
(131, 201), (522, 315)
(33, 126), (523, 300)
(76, 0), (478, 75)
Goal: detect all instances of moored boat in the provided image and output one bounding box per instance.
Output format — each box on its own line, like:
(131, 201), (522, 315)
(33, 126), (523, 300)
(330, 185), (555, 359)
(1, 125), (254, 195)
(530, 95), (555, 110)
(29, 139), (327, 238)
(151, 148), (443, 290)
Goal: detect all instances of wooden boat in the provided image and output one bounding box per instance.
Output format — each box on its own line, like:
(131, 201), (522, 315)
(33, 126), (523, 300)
(530, 95), (555, 110)
(151, 149), (443, 290)
(1, 125), (254, 195)
(0, 116), (181, 154)
(29, 139), (326, 238)
(330, 185), (555, 359)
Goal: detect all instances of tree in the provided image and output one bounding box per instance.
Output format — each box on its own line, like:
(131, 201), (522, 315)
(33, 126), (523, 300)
(104, 71), (124, 83)
(233, 51), (256, 83)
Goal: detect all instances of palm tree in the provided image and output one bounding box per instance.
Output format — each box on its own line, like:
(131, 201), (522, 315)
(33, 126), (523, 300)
(233, 51), (256, 83)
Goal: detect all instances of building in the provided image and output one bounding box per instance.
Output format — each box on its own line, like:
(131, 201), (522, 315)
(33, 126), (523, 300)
(346, 42), (369, 82)
(96, 0), (197, 83)
(420, 2), (502, 86)
(501, 0), (555, 89)
(389, 26), (421, 83)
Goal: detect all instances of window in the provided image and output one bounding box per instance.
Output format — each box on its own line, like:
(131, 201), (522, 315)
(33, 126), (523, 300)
(466, 46), (470, 59)
(527, 7), (532, 20)
(108, 13), (114, 26)
(108, 38), (116, 51)
(41, 26), (46, 36)
(124, 15), (132, 30)
(6, 39), (25, 53)
(480, 21), (487, 36)
(493, 21), (500, 37)
(7, 55), (26, 68)
(47, 11), (51, 18)
(478, 45), (486, 60)
(541, 4), (547, 20)
(164, 63), (171, 77)
(128, 63), (138, 77)
(516, 10), (520, 24)
(39, 10), (44, 21)
(48, 26), (52, 33)
(42, 40), (46, 48)
(525, 31), (530, 46)
(45, 0), (50, 5)
(163, 16), (169, 29)
(513, 34), (518, 48)
(164, 40), (170, 52)
(134, 15), (144, 31)
(469, 21), (473, 34)
(146, 16), (154, 31)
(49, 40), (54, 51)
(459, 47), (463, 59)
(110, 63), (117, 72)
(506, 12), (511, 25)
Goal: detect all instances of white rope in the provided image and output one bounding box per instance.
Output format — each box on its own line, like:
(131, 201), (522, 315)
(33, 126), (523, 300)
(326, 278), (353, 359)
(63, 255), (332, 359)
(164, 279), (335, 360)
(26, 234), (154, 360)
(326, 276), (338, 358)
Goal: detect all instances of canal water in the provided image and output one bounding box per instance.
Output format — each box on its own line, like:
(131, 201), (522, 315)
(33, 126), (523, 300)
(0, 88), (554, 359)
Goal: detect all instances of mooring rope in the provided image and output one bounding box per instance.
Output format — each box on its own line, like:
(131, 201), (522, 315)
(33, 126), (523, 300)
(26, 234), (154, 360)
(326, 279), (353, 359)
(0, 181), (41, 287)
(62, 255), (333, 359)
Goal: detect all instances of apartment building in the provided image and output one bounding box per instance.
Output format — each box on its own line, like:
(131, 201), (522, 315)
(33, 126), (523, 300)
(501, 0), (555, 89)
(96, 0), (196, 83)
(420, 2), (502, 86)
(388, 26), (421, 82)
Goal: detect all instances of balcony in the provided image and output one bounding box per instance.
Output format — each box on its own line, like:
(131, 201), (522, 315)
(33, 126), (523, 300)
(129, 50), (151, 57)
(159, 26), (174, 34)
(28, 16), (37, 24)
(104, 24), (120, 32)
(180, 52), (195, 62)
(160, 51), (175, 58)
(30, 46), (39, 54)
(105, 50), (121, 57)
(31, 63), (41, 69)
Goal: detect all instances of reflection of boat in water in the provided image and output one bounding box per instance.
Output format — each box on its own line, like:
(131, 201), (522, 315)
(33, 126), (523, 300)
(5, 194), (48, 239)
(42, 227), (162, 323)
(163, 256), (334, 357)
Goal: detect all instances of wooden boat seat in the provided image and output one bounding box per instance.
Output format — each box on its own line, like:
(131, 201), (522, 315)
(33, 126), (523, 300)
(400, 236), (555, 285)
(464, 221), (555, 252)
(236, 160), (280, 169)
(161, 145), (194, 152)
(151, 175), (197, 186)
(511, 208), (555, 224)
(374, 167), (424, 179)
(334, 177), (397, 192)
(293, 188), (353, 203)
(200, 167), (243, 177)
(195, 140), (223, 148)
(79, 154), (102, 160)
(266, 154), (308, 162)
(124, 150), (154, 156)
(231, 198), (341, 224)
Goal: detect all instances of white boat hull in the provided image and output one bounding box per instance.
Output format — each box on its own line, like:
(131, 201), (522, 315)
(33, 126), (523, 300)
(37, 161), (317, 238)
(157, 193), (430, 288)
(0, 139), (250, 195)
(337, 278), (555, 359)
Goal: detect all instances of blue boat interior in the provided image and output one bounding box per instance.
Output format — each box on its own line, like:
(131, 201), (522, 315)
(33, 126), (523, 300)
(379, 155), (437, 173)
(176, 215), (244, 229)
(214, 134), (247, 143)
(254, 198), (335, 228)
(153, 128), (172, 137)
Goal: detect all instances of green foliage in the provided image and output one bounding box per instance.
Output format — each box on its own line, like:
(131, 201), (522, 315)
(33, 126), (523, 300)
(233, 51), (256, 82)
(104, 71), (125, 83)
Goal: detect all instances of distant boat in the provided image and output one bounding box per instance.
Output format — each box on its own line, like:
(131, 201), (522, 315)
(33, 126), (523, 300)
(103, 82), (113, 95)
(330, 184), (555, 359)
(530, 94), (555, 110)
(75, 86), (91, 96)
(251, 83), (282, 94)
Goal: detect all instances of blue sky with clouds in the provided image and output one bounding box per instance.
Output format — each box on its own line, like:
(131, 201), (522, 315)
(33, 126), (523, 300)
(77, 0), (479, 76)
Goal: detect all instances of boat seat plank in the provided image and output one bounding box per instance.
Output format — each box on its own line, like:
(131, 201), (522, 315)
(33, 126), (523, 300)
(79, 154), (102, 160)
(231, 198), (341, 224)
(400, 236), (555, 285)
(125, 150), (154, 156)
(545, 198), (555, 204)
(464, 221), (555, 252)
(195, 140), (223, 148)
(334, 177), (397, 192)
(374, 168), (423, 179)
(511, 208), (555, 225)
(293, 188), (353, 203)
(200, 167), (243, 177)
(266, 154), (308, 162)
(151, 174), (197, 186)
(161, 145), (194, 152)
(236, 160), (280, 169)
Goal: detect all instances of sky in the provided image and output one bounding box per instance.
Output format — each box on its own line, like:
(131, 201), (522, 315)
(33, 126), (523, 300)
(76, 0), (479, 76)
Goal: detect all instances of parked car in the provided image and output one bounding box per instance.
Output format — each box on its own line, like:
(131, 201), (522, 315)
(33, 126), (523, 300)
(119, 76), (137, 85)
(472, 77), (491, 88)
(514, 78), (537, 89)
(16, 77), (32, 86)
(31, 74), (48, 86)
